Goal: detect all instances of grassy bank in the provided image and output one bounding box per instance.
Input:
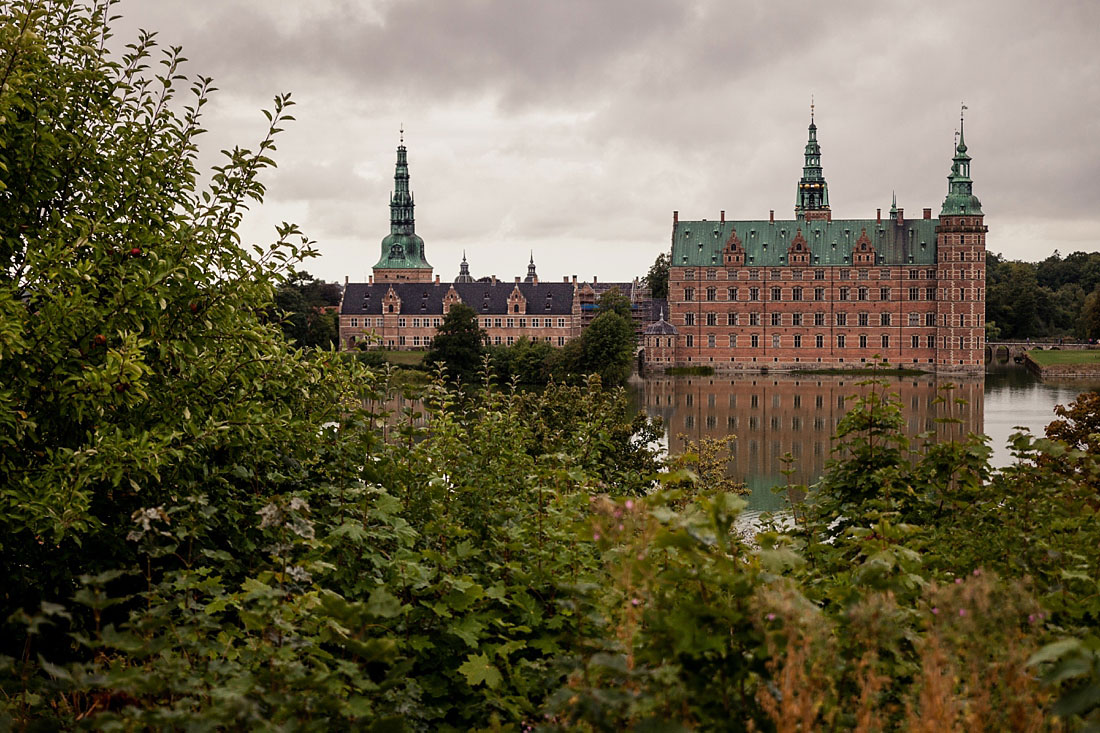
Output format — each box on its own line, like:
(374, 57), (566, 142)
(1026, 349), (1100, 366)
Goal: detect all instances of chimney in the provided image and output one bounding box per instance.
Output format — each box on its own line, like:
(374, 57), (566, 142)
(572, 275), (577, 285)
(533, 276), (538, 284)
(876, 208), (881, 224)
(514, 276), (520, 284)
(491, 275), (496, 284)
(344, 275), (348, 286)
(897, 208), (904, 224)
(563, 276), (569, 283)
(720, 210), (725, 223)
(923, 207), (932, 220)
(369, 275), (373, 284)
(769, 210), (774, 223)
(673, 210), (678, 225)
(593, 275), (598, 284)
(435, 274), (440, 284)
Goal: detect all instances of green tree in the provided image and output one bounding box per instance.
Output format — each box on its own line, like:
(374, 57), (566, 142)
(0, 0), (360, 639)
(425, 303), (487, 382)
(270, 270), (341, 348)
(1079, 288), (1100, 340)
(577, 309), (635, 386)
(644, 252), (670, 299)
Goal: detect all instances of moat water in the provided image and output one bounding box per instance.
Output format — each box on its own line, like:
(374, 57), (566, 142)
(630, 364), (1100, 514)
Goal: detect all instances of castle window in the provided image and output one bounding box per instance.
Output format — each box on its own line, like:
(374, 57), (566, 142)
(708, 334), (716, 348)
(507, 336), (514, 346)
(859, 335), (868, 348)
(558, 336), (565, 346)
(706, 270), (717, 280)
(770, 269), (782, 280)
(771, 287), (782, 301)
(859, 269), (869, 280)
(495, 318), (503, 328)
(880, 287), (890, 301)
(858, 313), (869, 327)
(686, 335), (694, 348)
(413, 318), (420, 328)
(791, 270), (802, 280)
(772, 334), (781, 348)
(684, 288), (695, 301)
(750, 313), (760, 326)
(840, 269), (850, 280)
(909, 287), (919, 301)
(792, 313), (803, 326)
(771, 313), (781, 326)
(727, 313), (737, 326)
(531, 317), (539, 327)
(814, 287), (824, 301)
(706, 313), (717, 326)
(388, 305), (394, 313)
(506, 318), (514, 328)
(882, 335), (890, 348)
(350, 318), (359, 327)
(880, 269), (890, 279)
(729, 335), (737, 347)
(909, 269), (920, 280)
(792, 287), (803, 301)
(839, 287), (850, 301)
(433, 318), (441, 327)
(909, 313), (920, 326)
(376, 318), (384, 327)
(399, 336), (406, 346)
(413, 336), (421, 347)
(684, 313), (695, 326)
(816, 334), (824, 348)
(814, 313), (825, 326)
(728, 287), (737, 301)
(880, 313), (891, 326)
(749, 269), (759, 280)
(815, 269), (825, 280)
(483, 318), (491, 327)
(706, 287), (716, 301)
(925, 287), (936, 301)
(684, 269), (695, 280)
(519, 318), (526, 328)
(857, 287), (868, 301)
(557, 318), (566, 327)
(751, 334), (760, 348)
(926, 269), (936, 279)
(794, 334), (802, 348)
(836, 313), (847, 326)
(399, 318), (407, 327)
(912, 335), (920, 348)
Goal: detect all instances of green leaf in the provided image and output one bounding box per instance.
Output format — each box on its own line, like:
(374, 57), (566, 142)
(366, 587), (402, 619)
(457, 652), (502, 689)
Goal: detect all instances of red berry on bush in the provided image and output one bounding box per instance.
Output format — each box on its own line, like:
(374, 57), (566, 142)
(130, 247), (141, 256)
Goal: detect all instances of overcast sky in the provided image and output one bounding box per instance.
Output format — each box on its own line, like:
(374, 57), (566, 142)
(113, 0), (1100, 284)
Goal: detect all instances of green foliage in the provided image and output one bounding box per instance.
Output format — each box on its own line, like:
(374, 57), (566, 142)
(643, 252), (669, 300)
(424, 303), (487, 383)
(986, 250), (1100, 339)
(269, 270), (342, 348)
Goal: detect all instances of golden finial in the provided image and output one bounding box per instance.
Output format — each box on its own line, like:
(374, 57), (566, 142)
(399, 124), (404, 144)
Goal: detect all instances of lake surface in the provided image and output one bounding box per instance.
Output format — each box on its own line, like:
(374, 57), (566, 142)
(631, 365), (1100, 513)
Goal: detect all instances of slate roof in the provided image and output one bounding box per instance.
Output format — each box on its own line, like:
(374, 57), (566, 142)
(340, 281), (576, 316)
(644, 317), (678, 336)
(671, 217), (939, 268)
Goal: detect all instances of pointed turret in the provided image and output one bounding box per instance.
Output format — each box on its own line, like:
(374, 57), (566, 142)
(795, 104), (831, 221)
(940, 111), (983, 216)
(524, 252), (538, 283)
(455, 251), (474, 283)
(373, 132), (433, 282)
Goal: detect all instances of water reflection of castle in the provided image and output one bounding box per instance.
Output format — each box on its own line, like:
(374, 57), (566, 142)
(641, 375), (984, 499)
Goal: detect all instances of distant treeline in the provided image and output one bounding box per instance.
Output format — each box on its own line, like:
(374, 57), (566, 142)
(987, 250), (1100, 340)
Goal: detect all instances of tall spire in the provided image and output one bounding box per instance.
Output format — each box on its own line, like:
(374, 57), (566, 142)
(524, 252), (538, 283)
(795, 104), (830, 219)
(373, 133), (432, 276)
(941, 105), (982, 216)
(455, 250), (473, 282)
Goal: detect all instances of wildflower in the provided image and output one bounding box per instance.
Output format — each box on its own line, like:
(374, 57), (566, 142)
(959, 608), (968, 617)
(625, 500), (634, 510)
(631, 598), (641, 607)
(932, 607), (940, 615)
(1028, 614), (1036, 623)
(593, 532), (601, 541)
(618, 523), (624, 531)
(954, 577), (963, 584)
(972, 568), (981, 576)
(766, 613), (776, 621)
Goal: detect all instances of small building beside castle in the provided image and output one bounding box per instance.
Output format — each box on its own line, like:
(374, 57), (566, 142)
(339, 140), (655, 351)
(655, 111), (987, 374)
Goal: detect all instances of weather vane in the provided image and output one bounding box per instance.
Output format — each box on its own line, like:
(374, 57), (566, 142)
(399, 123), (404, 144)
(810, 94), (815, 123)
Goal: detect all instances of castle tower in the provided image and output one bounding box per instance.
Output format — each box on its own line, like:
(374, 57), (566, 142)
(795, 103), (831, 222)
(524, 252), (538, 283)
(455, 251), (474, 283)
(373, 133), (433, 282)
(935, 108), (987, 368)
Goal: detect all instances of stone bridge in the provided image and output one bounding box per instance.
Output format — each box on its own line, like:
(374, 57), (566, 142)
(985, 340), (1097, 364)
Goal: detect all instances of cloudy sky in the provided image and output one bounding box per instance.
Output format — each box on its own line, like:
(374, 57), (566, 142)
(113, 0), (1100, 284)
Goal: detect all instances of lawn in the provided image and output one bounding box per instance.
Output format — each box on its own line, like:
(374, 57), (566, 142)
(378, 349), (427, 366)
(1026, 348), (1100, 366)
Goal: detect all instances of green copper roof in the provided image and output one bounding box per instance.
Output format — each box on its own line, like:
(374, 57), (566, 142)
(374, 142), (432, 270)
(671, 217), (939, 268)
(940, 115), (983, 216)
(795, 115), (830, 214)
